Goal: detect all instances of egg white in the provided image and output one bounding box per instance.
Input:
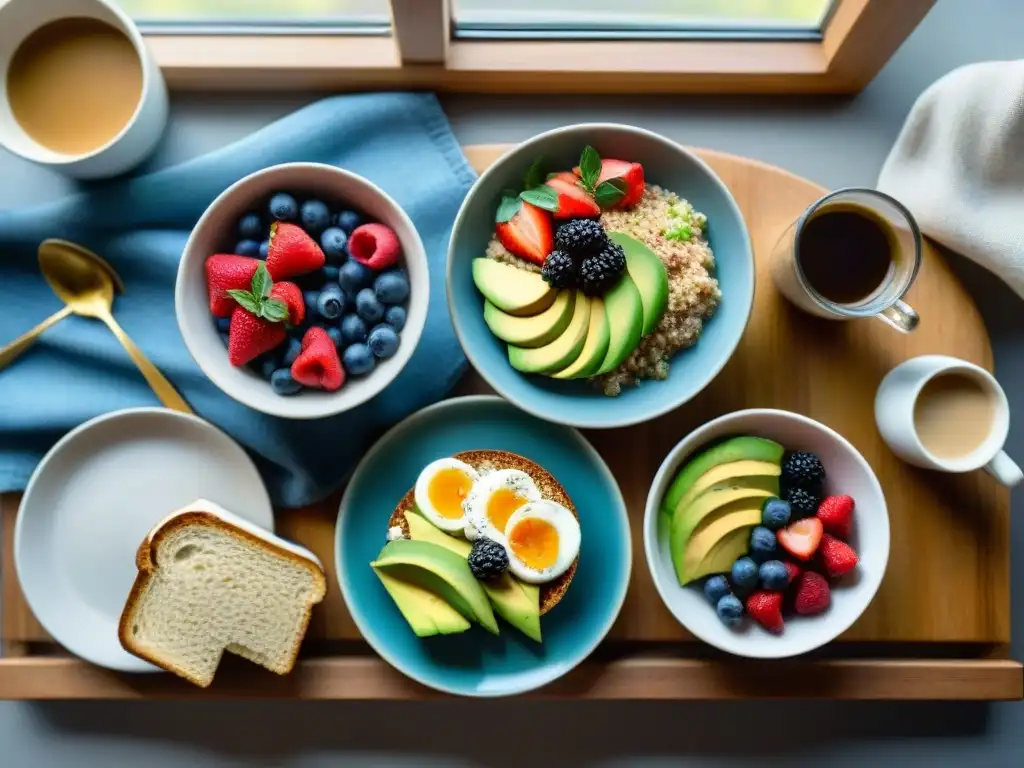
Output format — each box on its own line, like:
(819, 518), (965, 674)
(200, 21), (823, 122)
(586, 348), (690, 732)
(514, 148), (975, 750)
(463, 469), (541, 547)
(413, 458), (479, 533)
(504, 500), (580, 584)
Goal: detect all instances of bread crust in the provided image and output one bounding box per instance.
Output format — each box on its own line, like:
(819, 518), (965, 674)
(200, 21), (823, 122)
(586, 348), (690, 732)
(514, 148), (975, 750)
(387, 449), (578, 615)
(118, 510), (327, 687)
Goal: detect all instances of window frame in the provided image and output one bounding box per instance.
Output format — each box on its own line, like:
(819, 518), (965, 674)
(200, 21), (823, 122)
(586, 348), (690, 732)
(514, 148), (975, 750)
(145, 0), (936, 94)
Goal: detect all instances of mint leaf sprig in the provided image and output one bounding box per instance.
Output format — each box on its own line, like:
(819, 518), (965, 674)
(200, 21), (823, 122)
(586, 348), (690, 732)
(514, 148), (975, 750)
(226, 262), (290, 323)
(577, 145), (626, 209)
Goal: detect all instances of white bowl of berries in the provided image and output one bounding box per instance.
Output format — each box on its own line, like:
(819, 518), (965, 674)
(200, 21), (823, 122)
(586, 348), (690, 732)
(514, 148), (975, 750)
(175, 163), (427, 419)
(643, 409), (890, 659)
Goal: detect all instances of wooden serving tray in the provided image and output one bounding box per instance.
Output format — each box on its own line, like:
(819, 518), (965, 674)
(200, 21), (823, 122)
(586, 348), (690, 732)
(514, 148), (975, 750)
(0, 145), (1020, 700)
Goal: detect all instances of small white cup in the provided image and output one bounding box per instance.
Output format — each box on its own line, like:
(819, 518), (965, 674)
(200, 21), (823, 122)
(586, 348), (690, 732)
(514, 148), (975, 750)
(0, 0), (168, 179)
(875, 354), (1022, 487)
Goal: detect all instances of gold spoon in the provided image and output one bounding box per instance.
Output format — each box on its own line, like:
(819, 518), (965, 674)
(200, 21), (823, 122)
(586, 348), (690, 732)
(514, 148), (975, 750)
(0, 240), (125, 369)
(35, 239), (193, 415)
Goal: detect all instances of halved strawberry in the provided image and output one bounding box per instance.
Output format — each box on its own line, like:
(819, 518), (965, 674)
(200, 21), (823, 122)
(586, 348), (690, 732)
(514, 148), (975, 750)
(783, 560), (803, 587)
(544, 171), (600, 219)
(205, 254), (260, 317)
(495, 201), (553, 266)
(269, 281), (304, 326)
(266, 222), (325, 279)
(777, 517), (824, 562)
(227, 307), (286, 366)
(595, 158), (645, 209)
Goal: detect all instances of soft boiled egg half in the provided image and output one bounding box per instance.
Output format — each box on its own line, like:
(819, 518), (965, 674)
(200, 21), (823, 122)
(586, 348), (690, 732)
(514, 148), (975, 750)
(464, 469), (541, 546)
(413, 458), (480, 533)
(504, 500), (581, 584)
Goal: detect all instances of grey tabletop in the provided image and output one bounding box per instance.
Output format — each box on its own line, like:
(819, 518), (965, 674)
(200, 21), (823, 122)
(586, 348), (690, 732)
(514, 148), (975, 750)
(2, 0), (1023, 765)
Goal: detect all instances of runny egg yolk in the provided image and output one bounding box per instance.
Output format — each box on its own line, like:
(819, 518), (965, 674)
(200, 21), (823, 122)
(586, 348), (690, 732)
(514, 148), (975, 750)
(486, 488), (530, 534)
(427, 468), (473, 519)
(508, 517), (560, 570)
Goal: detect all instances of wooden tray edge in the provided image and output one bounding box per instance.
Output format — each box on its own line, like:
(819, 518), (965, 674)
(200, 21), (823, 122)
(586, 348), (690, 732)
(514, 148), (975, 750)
(1, 657), (1019, 701)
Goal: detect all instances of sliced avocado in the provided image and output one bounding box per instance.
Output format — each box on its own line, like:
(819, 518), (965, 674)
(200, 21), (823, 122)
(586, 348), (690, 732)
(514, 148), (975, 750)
(595, 274), (644, 375)
(681, 500), (763, 583)
(508, 292), (590, 374)
(405, 509), (472, 557)
(662, 437), (784, 515)
(689, 527), (753, 583)
(472, 258), (557, 317)
(551, 296), (610, 379)
(608, 232), (669, 336)
(484, 290), (574, 348)
(372, 566), (471, 637)
(372, 539), (499, 635)
(674, 460), (781, 514)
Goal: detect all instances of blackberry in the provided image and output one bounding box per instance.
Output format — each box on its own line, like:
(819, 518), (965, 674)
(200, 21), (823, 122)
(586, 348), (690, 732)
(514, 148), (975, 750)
(579, 241), (626, 296)
(540, 250), (578, 289)
(781, 451), (826, 489)
(784, 485), (821, 519)
(467, 538), (509, 581)
(555, 218), (606, 255)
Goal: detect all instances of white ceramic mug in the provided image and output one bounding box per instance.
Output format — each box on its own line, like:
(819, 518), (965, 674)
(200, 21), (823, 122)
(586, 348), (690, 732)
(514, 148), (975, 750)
(875, 354), (1023, 487)
(0, 0), (168, 179)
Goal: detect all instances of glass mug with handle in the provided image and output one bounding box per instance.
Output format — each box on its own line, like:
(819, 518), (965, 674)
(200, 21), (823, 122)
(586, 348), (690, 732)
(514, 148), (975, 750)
(769, 188), (921, 332)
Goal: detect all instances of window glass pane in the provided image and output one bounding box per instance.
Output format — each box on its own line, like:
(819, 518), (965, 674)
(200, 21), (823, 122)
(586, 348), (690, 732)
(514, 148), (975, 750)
(117, 0), (391, 28)
(455, 0), (835, 38)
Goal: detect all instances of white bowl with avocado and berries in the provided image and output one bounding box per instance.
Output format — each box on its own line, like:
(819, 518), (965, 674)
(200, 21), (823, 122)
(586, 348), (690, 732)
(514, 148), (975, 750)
(643, 409), (890, 659)
(175, 162), (427, 419)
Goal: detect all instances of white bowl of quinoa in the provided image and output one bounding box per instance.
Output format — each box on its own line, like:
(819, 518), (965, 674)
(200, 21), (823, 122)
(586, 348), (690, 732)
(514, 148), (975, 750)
(447, 124), (754, 429)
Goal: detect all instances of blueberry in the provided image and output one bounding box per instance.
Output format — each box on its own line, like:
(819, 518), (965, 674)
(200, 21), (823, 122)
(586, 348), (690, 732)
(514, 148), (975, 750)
(759, 560), (789, 590)
(268, 192), (298, 222)
(320, 226), (349, 265)
(374, 270), (410, 305)
(730, 556), (759, 591)
(316, 283), (346, 320)
(322, 265), (340, 282)
(270, 368), (303, 396)
(343, 343), (376, 376)
(355, 288), (385, 323)
(238, 213), (264, 241)
(259, 240), (269, 259)
(368, 324), (400, 359)
(716, 594), (744, 627)
(282, 337), (302, 366)
(258, 355), (280, 380)
(215, 316), (231, 334)
(384, 305), (407, 332)
(749, 526), (779, 563)
(703, 575), (731, 606)
(340, 314), (368, 345)
(235, 239), (261, 257)
(299, 199), (331, 235)
(338, 260), (372, 293)
(761, 498), (792, 531)
(335, 209), (362, 234)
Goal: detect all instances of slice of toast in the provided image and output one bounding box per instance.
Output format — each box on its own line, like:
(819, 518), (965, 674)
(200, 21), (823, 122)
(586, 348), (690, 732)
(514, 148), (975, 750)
(119, 499), (327, 688)
(388, 449), (578, 615)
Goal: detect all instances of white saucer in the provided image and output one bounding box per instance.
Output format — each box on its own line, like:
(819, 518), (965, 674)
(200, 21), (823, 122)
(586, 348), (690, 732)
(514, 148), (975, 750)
(14, 407), (274, 672)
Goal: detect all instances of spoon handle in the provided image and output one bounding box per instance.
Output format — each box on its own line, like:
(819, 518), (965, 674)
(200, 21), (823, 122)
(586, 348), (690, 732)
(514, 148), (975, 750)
(97, 311), (195, 415)
(0, 305), (74, 370)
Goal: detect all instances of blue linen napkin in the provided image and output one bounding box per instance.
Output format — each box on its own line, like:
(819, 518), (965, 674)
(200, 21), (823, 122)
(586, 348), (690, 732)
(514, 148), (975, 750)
(0, 93), (475, 508)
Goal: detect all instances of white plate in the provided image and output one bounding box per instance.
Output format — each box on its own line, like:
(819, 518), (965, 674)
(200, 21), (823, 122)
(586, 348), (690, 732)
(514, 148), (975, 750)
(14, 407), (274, 672)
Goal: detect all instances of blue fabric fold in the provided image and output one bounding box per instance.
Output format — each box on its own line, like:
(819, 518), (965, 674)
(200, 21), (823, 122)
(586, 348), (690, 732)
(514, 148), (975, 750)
(0, 93), (475, 507)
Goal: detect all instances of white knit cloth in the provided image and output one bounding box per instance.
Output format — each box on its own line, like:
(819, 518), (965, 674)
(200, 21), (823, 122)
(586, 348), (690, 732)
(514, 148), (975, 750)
(878, 60), (1024, 298)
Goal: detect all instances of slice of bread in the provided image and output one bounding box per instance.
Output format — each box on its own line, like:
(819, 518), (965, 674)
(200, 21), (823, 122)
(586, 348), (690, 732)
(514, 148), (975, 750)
(119, 499), (327, 688)
(388, 449), (578, 615)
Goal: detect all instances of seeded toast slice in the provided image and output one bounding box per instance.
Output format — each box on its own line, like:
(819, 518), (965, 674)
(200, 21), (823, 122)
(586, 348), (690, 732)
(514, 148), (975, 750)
(388, 449), (578, 615)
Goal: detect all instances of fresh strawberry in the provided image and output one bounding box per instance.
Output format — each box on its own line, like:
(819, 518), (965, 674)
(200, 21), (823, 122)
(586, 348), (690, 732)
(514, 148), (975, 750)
(228, 306), (286, 366)
(818, 534), (859, 578)
(291, 327), (344, 391)
(544, 171), (600, 219)
(777, 517), (824, 562)
(266, 221), (325, 280)
(205, 254), (260, 317)
(745, 590), (784, 633)
(269, 281), (304, 326)
(349, 223), (402, 270)
(816, 495), (855, 540)
(783, 560), (803, 587)
(495, 201), (553, 265)
(595, 159), (645, 209)
(793, 572), (831, 615)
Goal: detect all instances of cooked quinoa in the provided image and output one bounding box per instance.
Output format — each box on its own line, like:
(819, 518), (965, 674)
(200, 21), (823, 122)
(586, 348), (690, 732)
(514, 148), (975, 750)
(485, 185), (720, 396)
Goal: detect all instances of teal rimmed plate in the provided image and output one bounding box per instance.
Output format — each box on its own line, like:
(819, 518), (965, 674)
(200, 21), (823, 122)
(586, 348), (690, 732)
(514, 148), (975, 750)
(335, 396), (631, 697)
